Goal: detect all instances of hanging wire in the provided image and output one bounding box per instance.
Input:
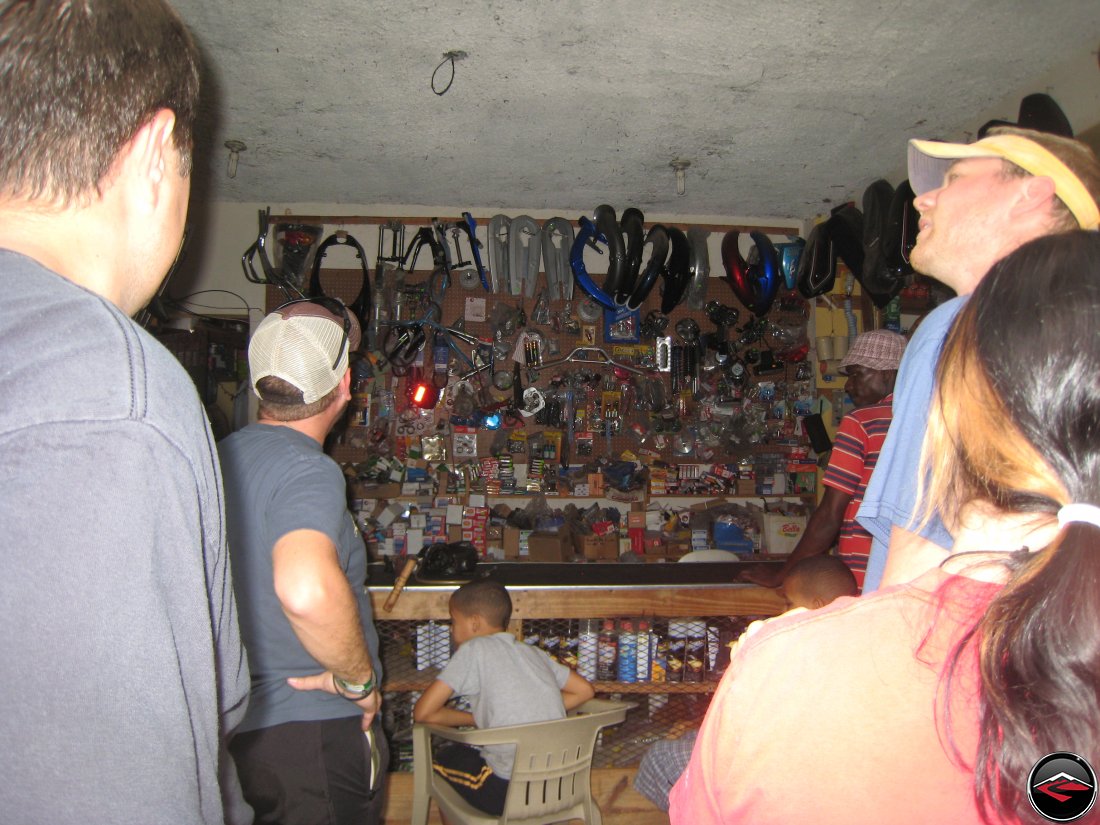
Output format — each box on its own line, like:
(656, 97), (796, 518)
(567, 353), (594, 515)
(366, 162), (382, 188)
(431, 50), (467, 96)
(166, 289), (259, 320)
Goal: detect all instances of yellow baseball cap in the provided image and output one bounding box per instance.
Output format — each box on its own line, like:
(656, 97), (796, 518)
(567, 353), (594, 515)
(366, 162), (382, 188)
(908, 133), (1100, 231)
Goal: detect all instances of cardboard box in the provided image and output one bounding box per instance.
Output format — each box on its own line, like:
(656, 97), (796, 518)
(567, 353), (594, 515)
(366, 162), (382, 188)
(761, 511), (808, 555)
(606, 487), (645, 504)
(527, 530), (574, 562)
(576, 532), (619, 561)
(350, 482), (402, 500)
(502, 526), (531, 559)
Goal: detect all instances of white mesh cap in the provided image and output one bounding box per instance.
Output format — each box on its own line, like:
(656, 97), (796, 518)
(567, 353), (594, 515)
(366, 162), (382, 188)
(248, 300), (360, 404)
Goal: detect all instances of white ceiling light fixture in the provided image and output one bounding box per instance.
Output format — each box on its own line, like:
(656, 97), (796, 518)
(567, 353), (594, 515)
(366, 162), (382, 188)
(670, 159), (691, 197)
(225, 139), (247, 179)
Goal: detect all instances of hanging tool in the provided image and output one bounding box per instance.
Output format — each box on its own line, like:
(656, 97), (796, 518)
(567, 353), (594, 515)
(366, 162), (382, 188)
(454, 229), (483, 290)
(371, 221), (406, 346)
(401, 226), (446, 273)
(380, 303), (482, 378)
(569, 216), (617, 310)
(626, 225), (669, 310)
(685, 227), (711, 310)
(377, 221), (405, 271)
(775, 237), (805, 291)
(308, 230), (372, 334)
(512, 361), (523, 405)
(488, 214), (510, 293)
(431, 218), (454, 284)
(241, 206), (322, 300)
(618, 207), (645, 306)
(660, 227), (692, 314)
(722, 230), (781, 316)
(458, 212), (490, 291)
(540, 217), (575, 301)
(508, 215), (542, 298)
(537, 346), (652, 376)
(593, 205), (628, 303)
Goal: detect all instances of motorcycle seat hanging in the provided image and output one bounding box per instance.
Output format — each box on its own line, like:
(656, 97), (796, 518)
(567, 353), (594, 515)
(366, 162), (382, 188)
(308, 230), (372, 332)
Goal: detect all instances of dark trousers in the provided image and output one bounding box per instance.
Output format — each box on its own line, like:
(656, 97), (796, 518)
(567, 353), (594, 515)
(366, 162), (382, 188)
(230, 716), (388, 825)
(431, 742), (509, 816)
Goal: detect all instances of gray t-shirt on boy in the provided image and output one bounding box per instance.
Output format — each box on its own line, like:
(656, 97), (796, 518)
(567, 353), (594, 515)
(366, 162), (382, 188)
(438, 631), (570, 778)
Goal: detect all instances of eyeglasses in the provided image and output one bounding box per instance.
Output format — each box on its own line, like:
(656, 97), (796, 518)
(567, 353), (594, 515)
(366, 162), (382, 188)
(274, 296), (352, 371)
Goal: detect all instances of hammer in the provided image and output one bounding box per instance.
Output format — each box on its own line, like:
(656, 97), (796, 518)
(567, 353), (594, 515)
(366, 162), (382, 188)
(383, 556), (420, 612)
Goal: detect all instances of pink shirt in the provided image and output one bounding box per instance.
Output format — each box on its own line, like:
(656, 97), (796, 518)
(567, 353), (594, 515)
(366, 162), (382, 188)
(670, 569), (999, 824)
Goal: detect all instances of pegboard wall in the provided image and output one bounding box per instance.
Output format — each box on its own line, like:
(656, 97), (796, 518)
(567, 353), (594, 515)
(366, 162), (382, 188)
(261, 214), (823, 494)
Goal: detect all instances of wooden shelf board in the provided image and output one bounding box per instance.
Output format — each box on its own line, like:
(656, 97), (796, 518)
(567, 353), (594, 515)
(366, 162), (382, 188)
(371, 583), (786, 621)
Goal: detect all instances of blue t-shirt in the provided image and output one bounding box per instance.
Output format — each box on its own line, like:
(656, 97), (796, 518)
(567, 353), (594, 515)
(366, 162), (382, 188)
(219, 423), (381, 732)
(856, 297), (966, 591)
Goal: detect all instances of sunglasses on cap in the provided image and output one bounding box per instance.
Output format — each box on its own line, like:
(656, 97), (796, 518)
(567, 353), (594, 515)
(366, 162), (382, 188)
(273, 296), (352, 371)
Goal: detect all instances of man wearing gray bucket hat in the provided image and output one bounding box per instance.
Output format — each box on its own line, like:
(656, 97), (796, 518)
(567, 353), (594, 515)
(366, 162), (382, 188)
(857, 126), (1100, 592)
(219, 298), (387, 825)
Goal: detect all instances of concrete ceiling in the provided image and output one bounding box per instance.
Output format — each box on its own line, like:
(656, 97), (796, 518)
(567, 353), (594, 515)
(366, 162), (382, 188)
(172, 0), (1100, 222)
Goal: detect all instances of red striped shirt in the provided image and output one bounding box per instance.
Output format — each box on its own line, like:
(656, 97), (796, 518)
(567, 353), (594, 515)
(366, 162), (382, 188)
(822, 395), (893, 588)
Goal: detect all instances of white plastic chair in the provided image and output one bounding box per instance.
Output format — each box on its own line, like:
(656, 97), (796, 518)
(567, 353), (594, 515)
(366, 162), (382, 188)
(411, 698), (634, 825)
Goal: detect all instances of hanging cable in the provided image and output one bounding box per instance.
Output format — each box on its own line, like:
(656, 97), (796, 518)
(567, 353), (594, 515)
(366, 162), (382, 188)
(167, 289), (258, 320)
(431, 50), (467, 96)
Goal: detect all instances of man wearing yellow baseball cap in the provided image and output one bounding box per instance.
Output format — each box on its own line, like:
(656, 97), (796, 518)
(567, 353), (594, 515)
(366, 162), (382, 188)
(858, 126), (1100, 592)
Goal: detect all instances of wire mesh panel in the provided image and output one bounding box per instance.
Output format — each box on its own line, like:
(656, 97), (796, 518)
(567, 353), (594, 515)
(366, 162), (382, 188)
(376, 613), (768, 771)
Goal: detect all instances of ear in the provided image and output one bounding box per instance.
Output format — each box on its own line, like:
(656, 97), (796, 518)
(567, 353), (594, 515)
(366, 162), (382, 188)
(331, 366), (353, 407)
(1009, 174), (1058, 222)
(122, 109), (178, 211)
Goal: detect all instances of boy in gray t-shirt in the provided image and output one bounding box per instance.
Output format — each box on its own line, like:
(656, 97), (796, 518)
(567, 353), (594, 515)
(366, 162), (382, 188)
(413, 579), (595, 815)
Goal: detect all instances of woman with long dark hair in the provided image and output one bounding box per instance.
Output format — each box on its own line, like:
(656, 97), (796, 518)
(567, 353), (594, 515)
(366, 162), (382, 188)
(670, 230), (1100, 824)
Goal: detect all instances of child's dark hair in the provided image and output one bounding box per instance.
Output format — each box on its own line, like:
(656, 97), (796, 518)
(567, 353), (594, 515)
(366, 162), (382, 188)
(787, 555), (858, 602)
(450, 578), (512, 629)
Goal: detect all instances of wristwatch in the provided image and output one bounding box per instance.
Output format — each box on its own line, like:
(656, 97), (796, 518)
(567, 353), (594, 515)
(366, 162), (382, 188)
(333, 672), (375, 700)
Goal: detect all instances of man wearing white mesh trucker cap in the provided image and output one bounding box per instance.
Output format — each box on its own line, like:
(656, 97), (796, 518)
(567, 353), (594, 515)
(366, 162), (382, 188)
(857, 126), (1100, 592)
(219, 298), (387, 825)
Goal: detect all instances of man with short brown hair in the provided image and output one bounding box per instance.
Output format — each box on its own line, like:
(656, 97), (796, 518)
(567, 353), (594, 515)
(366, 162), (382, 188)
(0, 1), (251, 822)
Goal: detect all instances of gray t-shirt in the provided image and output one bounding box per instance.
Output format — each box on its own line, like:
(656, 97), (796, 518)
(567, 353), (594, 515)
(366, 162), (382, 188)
(0, 250), (251, 825)
(219, 423), (381, 732)
(439, 632), (569, 778)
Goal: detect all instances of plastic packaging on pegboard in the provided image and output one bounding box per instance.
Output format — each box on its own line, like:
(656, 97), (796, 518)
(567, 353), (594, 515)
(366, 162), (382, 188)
(415, 621), (451, 670)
